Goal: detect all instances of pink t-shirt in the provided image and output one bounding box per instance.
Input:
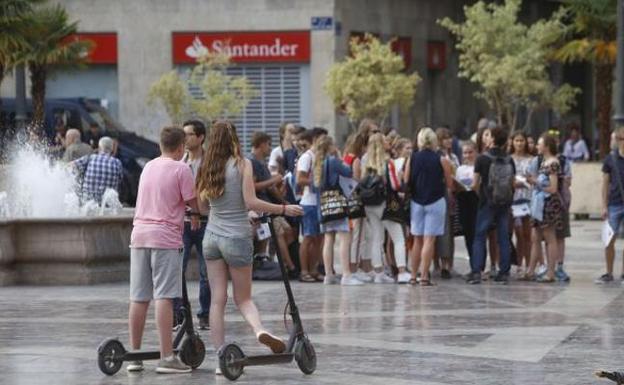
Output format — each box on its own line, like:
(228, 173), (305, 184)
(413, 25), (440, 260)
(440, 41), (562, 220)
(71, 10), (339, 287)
(131, 157), (196, 249)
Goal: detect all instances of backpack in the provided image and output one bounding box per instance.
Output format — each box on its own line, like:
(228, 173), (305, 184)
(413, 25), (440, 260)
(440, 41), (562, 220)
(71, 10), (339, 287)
(486, 153), (514, 205)
(358, 168), (386, 205)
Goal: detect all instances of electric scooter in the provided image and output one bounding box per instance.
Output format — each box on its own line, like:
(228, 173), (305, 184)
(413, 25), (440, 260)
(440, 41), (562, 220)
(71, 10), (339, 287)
(97, 276), (206, 375)
(218, 215), (317, 381)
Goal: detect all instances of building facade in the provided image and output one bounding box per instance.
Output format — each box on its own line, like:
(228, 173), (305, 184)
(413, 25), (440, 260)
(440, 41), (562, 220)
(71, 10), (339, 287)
(1, 0), (571, 146)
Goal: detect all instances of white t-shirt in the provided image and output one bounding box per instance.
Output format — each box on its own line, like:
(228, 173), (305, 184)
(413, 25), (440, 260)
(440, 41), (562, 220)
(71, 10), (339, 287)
(297, 149), (317, 205)
(268, 146), (283, 173)
(455, 164), (474, 188)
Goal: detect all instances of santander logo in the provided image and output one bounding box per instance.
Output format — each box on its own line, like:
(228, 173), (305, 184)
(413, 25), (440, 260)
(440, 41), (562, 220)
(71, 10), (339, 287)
(185, 35), (299, 60)
(173, 31), (310, 64)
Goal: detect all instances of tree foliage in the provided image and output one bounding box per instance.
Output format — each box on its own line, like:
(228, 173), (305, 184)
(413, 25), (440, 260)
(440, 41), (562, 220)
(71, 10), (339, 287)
(439, 0), (580, 130)
(325, 34), (421, 127)
(18, 4), (91, 127)
(147, 51), (257, 124)
(554, 0), (616, 158)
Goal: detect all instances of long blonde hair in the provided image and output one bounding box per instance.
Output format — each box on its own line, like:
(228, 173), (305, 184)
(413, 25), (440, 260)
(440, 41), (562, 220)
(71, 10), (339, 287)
(313, 135), (333, 187)
(363, 133), (387, 176)
(196, 120), (242, 200)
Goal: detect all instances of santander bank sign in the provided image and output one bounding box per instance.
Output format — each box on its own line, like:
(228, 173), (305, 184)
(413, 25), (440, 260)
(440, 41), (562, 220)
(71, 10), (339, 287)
(172, 31), (310, 64)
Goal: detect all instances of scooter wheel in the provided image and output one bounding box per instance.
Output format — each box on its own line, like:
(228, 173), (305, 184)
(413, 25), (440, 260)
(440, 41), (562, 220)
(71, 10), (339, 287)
(180, 334), (206, 369)
(295, 336), (316, 375)
(218, 343), (245, 381)
(97, 338), (126, 375)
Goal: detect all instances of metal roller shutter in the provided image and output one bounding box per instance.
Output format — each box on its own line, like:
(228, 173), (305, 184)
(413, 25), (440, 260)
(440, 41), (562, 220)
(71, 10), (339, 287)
(189, 64), (303, 154)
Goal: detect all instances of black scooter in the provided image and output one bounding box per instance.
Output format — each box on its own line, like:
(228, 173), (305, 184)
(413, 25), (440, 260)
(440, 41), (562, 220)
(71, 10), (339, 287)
(97, 277), (206, 375)
(218, 215), (317, 381)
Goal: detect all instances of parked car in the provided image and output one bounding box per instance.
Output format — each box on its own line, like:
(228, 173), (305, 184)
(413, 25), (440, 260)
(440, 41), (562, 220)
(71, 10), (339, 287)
(0, 97), (160, 205)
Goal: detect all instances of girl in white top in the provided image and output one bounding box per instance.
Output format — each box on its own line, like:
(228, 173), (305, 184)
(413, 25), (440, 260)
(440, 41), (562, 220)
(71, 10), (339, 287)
(509, 131), (533, 276)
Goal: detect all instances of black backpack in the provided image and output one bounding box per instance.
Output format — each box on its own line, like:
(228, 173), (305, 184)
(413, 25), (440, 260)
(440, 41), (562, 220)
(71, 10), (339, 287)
(358, 169), (386, 205)
(486, 153), (515, 205)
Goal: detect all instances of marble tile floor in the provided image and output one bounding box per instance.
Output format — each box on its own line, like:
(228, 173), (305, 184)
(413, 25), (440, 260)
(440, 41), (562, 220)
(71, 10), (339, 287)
(1, 219), (624, 385)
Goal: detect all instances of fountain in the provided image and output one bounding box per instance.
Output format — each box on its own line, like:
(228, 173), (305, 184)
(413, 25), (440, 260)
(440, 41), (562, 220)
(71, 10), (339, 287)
(0, 142), (134, 286)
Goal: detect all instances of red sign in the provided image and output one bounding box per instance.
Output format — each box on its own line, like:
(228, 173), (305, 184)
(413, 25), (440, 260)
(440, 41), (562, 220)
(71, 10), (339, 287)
(427, 41), (446, 71)
(391, 37), (412, 70)
(65, 33), (117, 64)
(172, 31), (310, 64)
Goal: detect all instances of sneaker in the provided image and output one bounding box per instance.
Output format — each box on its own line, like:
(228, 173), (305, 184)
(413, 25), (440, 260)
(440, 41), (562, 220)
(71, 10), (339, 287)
(440, 269), (452, 280)
(466, 272), (481, 285)
(555, 266), (571, 282)
(257, 331), (286, 353)
(536, 264), (547, 277)
(481, 271), (489, 281)
(514, 266), (525, 279)
(493, 273), (509, 284)
(353, 269), (374, 283)
(323, 275), (339, 285)
(341, 275), (364, 286)
(374, 272), (395, 284)
(397, 272), (411, 284)
(198, 316), (209, 330)
(595, 273), (614, 284)
(156, 355), (192, 374)
(215, 367), (222, 375)
(489, 266), (498, 279)
(126, 360), (144, 372)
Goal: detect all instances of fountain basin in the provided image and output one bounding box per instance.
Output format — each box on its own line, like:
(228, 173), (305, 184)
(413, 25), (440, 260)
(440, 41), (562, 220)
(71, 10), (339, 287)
(0, 212), (133, 285)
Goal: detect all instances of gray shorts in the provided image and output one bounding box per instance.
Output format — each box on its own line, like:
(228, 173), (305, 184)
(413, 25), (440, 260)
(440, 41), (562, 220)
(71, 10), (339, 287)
(130, 248), (183, 302)
(203, 230), (253, 267)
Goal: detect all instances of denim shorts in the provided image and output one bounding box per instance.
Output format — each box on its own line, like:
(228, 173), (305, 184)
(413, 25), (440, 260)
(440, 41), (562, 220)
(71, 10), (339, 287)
(609, 204), (624, 235)
(410, 198), (446, 236)
(301, 205), (320, 237)
(203, 231), (253, 268)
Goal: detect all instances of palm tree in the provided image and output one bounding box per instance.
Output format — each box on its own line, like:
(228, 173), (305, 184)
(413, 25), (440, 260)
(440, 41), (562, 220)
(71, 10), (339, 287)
(19, 5), (90, 129)
(0, 0), (44, 110)
(554, 0), (616, 158)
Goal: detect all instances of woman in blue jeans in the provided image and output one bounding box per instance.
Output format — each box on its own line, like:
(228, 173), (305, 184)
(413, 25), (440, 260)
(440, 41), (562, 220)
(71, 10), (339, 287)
(403, 127), (453, 286)
(196, 121), (303, 374)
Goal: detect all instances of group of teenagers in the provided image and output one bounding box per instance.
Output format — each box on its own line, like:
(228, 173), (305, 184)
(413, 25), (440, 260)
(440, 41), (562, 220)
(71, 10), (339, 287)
(271, 119), (573, 288)
(123, 117), (575, 375)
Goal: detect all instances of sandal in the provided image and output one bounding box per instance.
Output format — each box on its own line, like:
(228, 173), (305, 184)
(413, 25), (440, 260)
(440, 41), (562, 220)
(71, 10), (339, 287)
(312, 274), (325, 282)
(419, 279), (436, 287)
(408, 278), (418, 286)
(536, 276), (555, 283)
(299, 273), (316, 283)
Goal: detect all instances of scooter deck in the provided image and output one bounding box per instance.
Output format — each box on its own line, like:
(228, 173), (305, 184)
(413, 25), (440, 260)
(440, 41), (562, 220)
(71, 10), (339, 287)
(237, 353), (295, 367)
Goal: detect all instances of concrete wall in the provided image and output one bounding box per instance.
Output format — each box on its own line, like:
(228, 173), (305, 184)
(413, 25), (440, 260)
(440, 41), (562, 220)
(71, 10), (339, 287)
(333, 0), (486, 140)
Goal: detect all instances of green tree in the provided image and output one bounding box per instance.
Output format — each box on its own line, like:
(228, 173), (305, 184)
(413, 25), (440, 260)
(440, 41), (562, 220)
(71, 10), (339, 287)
(0, 0), (45, 106)
(19, 5), (91, 128)
(440, 0), (580, 131)
(148, 51), (257, 124)
(554, 0), (616, 157)
(325, 34), (421, 128)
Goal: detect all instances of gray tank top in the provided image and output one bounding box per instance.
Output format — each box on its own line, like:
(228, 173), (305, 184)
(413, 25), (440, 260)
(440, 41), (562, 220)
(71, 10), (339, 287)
(206, 158), (252, 238)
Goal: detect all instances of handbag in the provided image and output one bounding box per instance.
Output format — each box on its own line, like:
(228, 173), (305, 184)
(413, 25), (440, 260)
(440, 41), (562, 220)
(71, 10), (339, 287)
(382, 161), (409, 224)
(319, 159), (349, 223)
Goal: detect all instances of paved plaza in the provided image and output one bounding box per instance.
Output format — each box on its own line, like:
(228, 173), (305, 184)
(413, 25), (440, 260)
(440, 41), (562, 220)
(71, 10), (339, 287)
(1, 219), (624, 384)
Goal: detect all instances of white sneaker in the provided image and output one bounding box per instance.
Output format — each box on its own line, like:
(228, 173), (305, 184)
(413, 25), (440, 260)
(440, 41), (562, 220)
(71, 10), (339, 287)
(323, 275), (339, 285)
(341, 275), (364, 286)
(536, 263), (547, 277)
(215, 367), (222, 375)
(353, 270), (373, 283)
(374, 272), (395, 284)
(126, 360), (144, 372)
(397, 272), (411, 284)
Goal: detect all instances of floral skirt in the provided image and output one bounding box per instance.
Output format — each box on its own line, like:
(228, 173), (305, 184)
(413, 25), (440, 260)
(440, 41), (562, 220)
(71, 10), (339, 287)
(532, 193), (563, 231)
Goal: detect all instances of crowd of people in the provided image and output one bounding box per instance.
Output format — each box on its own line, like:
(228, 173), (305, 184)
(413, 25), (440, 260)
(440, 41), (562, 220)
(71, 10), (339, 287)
(124, 117), (606, 375)
(247, 118), (583, 287)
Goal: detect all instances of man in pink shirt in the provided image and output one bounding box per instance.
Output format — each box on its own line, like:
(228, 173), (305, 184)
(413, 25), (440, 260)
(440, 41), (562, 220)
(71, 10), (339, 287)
(127, 126), (201, 374)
